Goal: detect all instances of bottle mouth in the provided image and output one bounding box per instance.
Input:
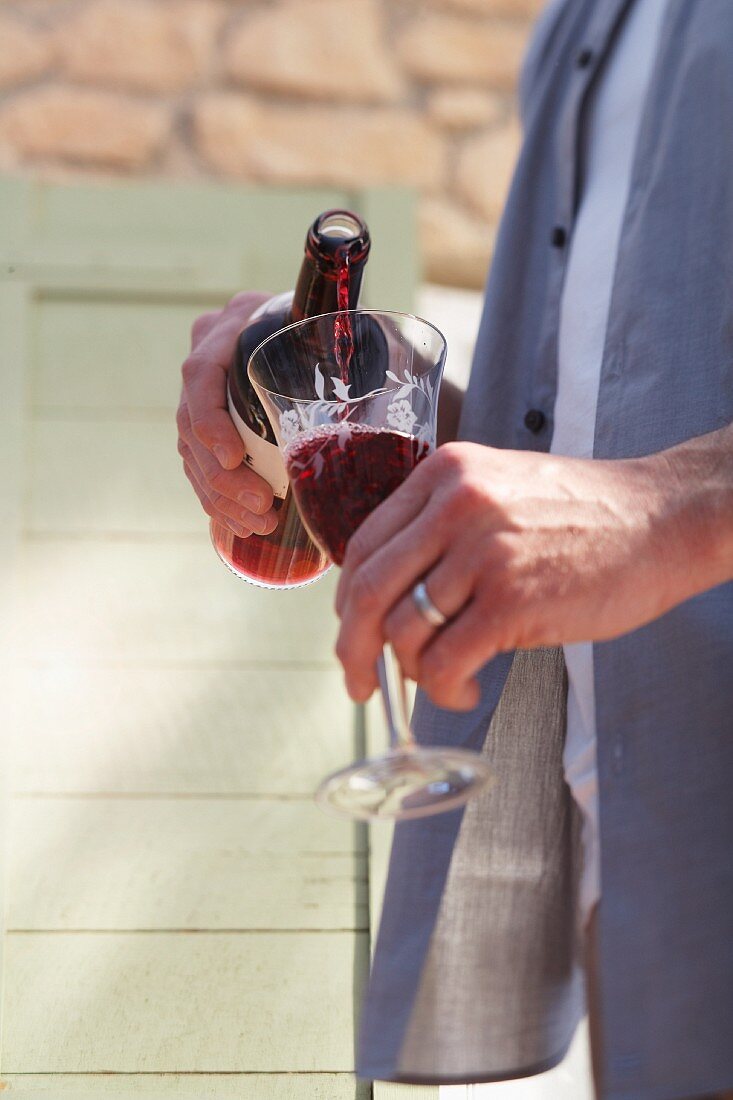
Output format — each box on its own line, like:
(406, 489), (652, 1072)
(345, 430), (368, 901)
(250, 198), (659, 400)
(318, 211), (364, 239)
(307, 208), (370, 265)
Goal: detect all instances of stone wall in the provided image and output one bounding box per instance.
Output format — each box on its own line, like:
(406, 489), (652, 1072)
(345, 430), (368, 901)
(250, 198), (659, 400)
(0, 0), (541, 288)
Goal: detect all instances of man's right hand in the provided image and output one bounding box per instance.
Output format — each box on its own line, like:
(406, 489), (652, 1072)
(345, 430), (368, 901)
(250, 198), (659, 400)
(177, 292), (279, 539)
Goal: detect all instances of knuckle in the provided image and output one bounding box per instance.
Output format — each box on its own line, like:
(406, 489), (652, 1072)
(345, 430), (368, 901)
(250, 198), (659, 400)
(384, 605), (411, 648)
(457, 477), (485, 509)
(208, 467), (230, 493)
(209, 491), (230, 514)
(435, 441), (465, 473)
(176, 402), (190, 434)
(476, 581), (509, 619)
(421, 650), (454, 687)
(181, 355), (199, 386)
(350, 567), (381, 615)
(189, 412), (215, 447)
(342, 527), (367, 571)
(226, 290), (268, 314)
(438, 476), (484, 524)
(334, 633), (354, 667)
(191, 310), (220, 345)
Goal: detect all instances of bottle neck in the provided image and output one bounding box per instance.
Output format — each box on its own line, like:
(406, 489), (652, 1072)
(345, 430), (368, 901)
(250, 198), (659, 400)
(290, 251), (366, 324)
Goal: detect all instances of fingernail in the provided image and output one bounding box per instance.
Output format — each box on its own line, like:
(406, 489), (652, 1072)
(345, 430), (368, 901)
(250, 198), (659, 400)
(246, 511), (273, 535)
(213, 445), (229, 467)
(226, 520), (249, 538)
(238, 491), (263, 512)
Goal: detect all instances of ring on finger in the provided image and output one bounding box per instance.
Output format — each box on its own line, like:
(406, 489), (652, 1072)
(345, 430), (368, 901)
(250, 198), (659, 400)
(412, 580), (448, 628)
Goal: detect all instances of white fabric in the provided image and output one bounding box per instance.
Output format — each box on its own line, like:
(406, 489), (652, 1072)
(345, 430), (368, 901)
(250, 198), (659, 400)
(553, 0), (669, 925)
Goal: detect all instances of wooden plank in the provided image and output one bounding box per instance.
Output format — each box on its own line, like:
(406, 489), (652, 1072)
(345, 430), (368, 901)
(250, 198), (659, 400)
(27, 420), (202, 535)
(32, 295), (211, 413)
(365, 693), (441, 1100)
(19, 539), (339, 664)
(0, 180), (355, 292)
(11, 667), (355, 795)
(2, 931), (366, 1072)
(0, 283), (28, 555)
(8, 799), (366, 931)
(0, 282), (28, 1081)
(1, 180), (416, 302)
(1, 244), (240, 295)
(26, 181), (347, 251)
(364, 686), (415, 944)
(0, 1074), (369, 1098)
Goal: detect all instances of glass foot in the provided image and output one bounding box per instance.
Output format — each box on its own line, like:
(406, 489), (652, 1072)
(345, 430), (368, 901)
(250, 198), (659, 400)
(315, 746), (494, 822)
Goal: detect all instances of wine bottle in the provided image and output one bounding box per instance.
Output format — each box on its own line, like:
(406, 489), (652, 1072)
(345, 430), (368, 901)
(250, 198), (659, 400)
(211, 209), (371, 588)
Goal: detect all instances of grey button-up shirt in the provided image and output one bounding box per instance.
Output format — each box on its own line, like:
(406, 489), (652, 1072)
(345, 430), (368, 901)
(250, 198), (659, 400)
(357, 3), (733, 1098)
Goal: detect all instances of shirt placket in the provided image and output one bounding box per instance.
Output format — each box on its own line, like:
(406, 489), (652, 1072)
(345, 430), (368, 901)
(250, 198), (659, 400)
(528, 0), (637, 448)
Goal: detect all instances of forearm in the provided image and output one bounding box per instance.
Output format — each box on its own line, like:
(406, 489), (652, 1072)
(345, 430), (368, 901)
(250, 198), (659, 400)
(652, 421), (733, 604)
(437, 378), (465, 446)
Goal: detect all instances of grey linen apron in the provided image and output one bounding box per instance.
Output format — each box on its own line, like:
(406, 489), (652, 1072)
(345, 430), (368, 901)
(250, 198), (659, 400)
(357, 3), (733, 1098)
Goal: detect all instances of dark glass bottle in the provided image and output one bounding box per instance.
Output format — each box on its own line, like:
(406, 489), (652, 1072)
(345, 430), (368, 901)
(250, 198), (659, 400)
(211, 210), (371, 588)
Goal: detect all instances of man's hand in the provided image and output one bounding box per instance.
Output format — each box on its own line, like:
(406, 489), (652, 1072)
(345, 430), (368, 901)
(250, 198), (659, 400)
(335, 430), (733, 711)
(177, 292), (279, 538)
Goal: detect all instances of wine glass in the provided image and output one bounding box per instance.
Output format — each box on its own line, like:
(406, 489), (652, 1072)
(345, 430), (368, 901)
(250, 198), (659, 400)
(248, 310), (494, 821)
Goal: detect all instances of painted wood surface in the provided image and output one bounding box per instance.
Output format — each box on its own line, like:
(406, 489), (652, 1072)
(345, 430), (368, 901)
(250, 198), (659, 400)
(2, 932), (366, 1072)
(11, 667), (355, 795)
(31, 296), (205, 413)
(1, 178), (418, 1095)
(7, 799), (366, 932)
(19, 539), (340, 664)
(28, 419), (203, 535)
(0, 1075), (369, 1098)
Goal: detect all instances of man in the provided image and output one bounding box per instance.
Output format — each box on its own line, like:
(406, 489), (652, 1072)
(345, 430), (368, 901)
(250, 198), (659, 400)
(177, 1), (733, 1096)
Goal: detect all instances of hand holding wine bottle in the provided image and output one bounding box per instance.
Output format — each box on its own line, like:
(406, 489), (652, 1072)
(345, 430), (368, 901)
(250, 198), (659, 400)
(178, 210), (373, 589)
(177, 291), (279, 539)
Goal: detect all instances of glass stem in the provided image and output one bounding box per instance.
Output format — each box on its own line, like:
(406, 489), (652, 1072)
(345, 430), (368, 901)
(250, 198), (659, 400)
(377, 644), (414, 752)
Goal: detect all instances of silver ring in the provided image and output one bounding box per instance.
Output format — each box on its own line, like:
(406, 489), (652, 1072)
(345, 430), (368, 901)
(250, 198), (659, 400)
(412, 581), (447, 628)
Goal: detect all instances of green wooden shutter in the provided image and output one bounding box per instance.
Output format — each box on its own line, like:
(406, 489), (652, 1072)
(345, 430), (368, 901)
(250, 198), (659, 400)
(0, 178), (427, 1097)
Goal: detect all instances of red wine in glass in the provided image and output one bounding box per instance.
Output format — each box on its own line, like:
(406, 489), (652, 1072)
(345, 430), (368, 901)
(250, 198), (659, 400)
(285, 425), (430, 566)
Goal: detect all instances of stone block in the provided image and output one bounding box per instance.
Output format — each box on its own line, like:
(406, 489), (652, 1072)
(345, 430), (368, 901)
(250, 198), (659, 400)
(397, 14), (528, 89)
(0, 13), (53, 88)
(419, 196), (494, 289)
(57, 0), (222, 93)
(224, 0), (404, 104)
(456, 116), (522, 221)
(194, 94), (447, 191)
(0, 87), (169, 169)
(427, 87), (505, 131)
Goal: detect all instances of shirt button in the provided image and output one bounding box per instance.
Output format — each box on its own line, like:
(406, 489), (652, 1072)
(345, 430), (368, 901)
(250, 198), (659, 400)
(524, 409), (546, 434)
(551, 225), (566, 248)
(576, 47), (594, 68)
